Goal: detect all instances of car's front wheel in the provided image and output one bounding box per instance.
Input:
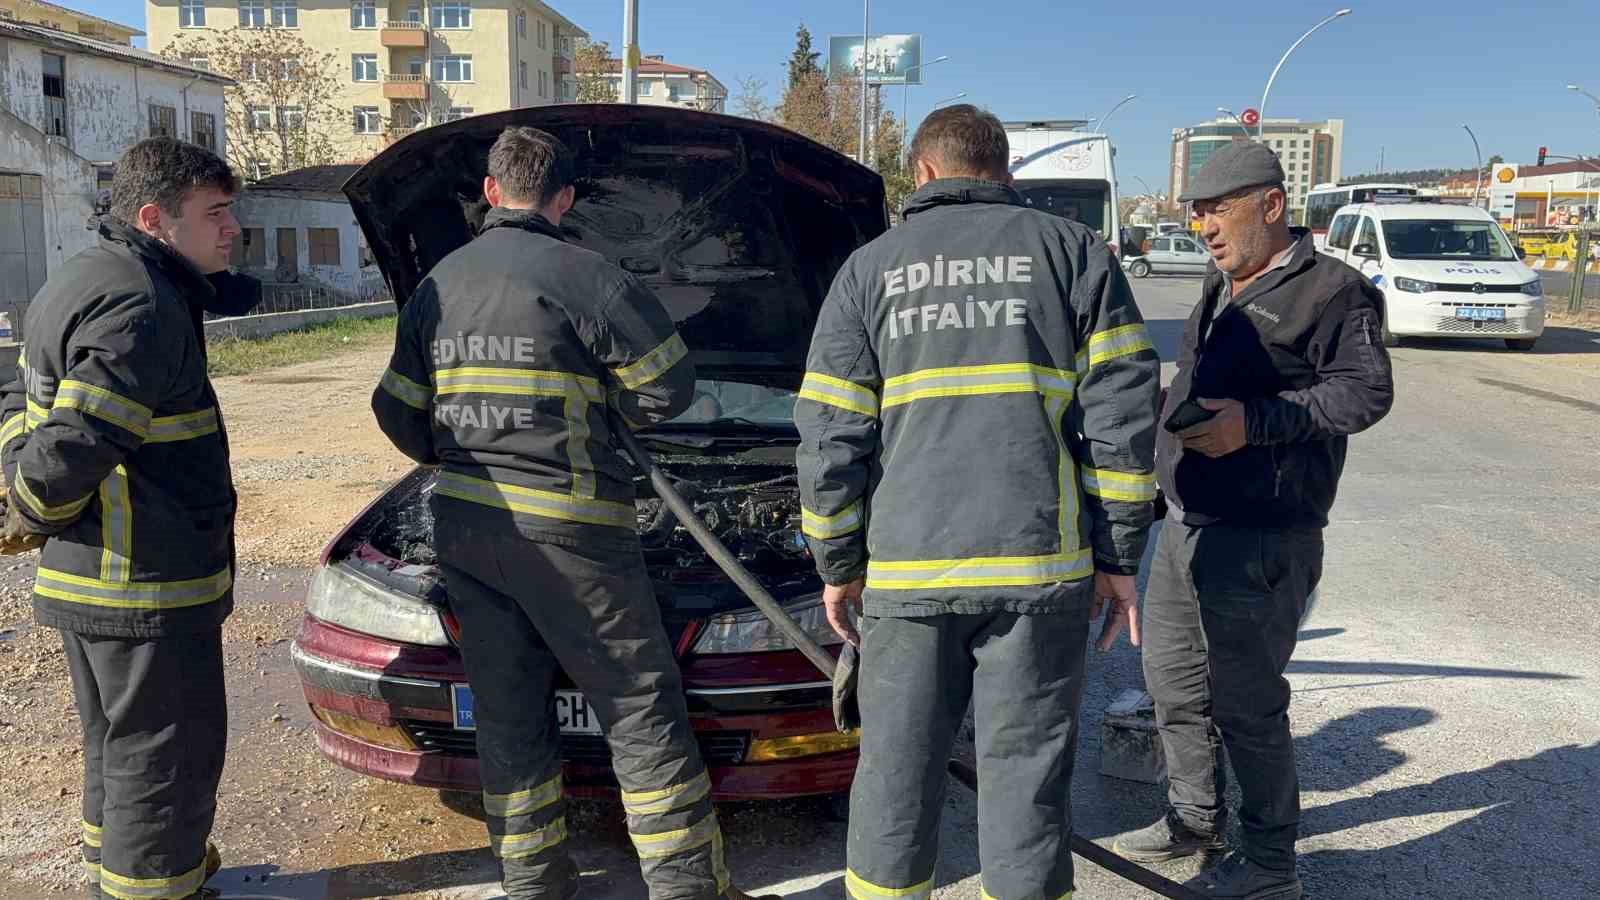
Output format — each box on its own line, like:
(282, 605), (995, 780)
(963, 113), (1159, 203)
(1505, 337), (1538, 352)
(1129, 260), (1151, 279)
(1380, 312), (1402, 348)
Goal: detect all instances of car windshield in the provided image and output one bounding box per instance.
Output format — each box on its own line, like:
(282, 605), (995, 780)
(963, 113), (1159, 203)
(1382, 219), (1517, 261)
(664, 380), (798, 428)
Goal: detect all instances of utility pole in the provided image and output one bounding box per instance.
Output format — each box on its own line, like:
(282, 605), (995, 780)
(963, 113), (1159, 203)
(621, 0), (638, 103)
(859, 0), (870, 164)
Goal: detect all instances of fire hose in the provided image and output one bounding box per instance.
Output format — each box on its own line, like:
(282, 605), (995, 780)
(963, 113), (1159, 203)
(611, 416), (1205, 900)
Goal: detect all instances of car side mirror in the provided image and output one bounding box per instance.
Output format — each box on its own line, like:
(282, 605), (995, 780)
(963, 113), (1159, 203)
(1352, 243), (1378, 259)
(1515, 246), (1527, 259)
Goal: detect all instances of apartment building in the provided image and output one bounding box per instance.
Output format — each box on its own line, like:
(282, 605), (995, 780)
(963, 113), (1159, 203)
(145, 0), (586, 162)
(1170, 117), (1344, 224)
(0, 0), (141, 45)
(577, 53), (727, 113)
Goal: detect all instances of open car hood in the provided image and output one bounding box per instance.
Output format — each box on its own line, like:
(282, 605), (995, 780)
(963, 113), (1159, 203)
(344, 105), (888, 388)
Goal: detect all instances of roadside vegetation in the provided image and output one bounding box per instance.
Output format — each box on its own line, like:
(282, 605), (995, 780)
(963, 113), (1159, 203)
(207, 315), (396, 377)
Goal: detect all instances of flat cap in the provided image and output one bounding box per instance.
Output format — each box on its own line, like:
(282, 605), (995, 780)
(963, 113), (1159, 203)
(1178, 141), (1286, 203)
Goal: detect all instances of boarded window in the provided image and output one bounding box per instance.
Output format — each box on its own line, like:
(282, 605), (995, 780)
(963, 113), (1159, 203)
(308, 228), (340, 266)
(231, 227), (267, 267)
(191, 112), (216, 151)
(148, 104), (177, 138)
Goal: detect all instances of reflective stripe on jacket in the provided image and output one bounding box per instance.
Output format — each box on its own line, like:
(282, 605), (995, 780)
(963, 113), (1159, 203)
(795, 179), (1160, 616)
(372, 208), (694, 546)
(0, 221), (242, 638)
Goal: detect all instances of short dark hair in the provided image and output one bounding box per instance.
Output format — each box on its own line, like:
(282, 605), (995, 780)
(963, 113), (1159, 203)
(110, 137), (237, 223)
(908, 104), (1010, 180)
(487, 126), (575, 206)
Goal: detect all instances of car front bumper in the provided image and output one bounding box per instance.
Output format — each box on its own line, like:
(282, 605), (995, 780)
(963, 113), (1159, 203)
(1386, 292), (1546, 339)
(291, 614), (858, 800)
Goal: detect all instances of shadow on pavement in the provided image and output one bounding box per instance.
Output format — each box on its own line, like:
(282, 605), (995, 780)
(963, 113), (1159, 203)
(1296, 706), (1436, 793)
(1299, 742), (1600, 898)
(1399, 325), (1600, 356)
(1296, 627), (1345, 642)
(1286, 660), (1575, 681)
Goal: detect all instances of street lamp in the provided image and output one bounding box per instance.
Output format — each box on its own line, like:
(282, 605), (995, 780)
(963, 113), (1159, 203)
(901, 55), (951, 163)
(1569, 83), (1600, 115)
(1216, 107), (1252, 139)
(1131, 175), (1157, 198)
(1462, 123), (1483, 207)
(1259, 8), (1352, 140)
(1092, 94), (1137, 134)
(932, 92), (967, 110)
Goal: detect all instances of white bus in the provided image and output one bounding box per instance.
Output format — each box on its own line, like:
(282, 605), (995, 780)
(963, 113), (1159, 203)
(1305, 182), (1420, 246)
(1004, 120), (1123, 256)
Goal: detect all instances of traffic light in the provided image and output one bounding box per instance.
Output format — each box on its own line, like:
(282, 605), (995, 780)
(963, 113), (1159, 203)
(1538, 146), (1548, 166)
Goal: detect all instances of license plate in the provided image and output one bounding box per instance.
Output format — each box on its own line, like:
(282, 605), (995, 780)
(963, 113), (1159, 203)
(451, 684), (601, 735)
(1456, 307), (1505, 321)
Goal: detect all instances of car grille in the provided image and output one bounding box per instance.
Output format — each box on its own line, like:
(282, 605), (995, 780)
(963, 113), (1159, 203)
(402, 722), (751, 766)
(1434, 283), (1525, 294)
(1434, 317), (1524, 334)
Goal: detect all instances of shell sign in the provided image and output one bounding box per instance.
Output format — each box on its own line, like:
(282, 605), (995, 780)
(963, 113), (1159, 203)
(1495, 165), (1517, 184)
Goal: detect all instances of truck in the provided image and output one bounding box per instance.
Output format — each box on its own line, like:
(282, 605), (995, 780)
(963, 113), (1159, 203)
(1004, 119), (1123, 257)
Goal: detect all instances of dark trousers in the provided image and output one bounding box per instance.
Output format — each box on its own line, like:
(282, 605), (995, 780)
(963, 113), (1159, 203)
(436, 523), (726, 900)
(846, 607), (1091, 900)
(1141, 515), (1323, 872)
(61, 628), (227, 900)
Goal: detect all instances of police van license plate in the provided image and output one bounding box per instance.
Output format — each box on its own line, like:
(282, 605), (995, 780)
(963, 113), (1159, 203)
(1456, 307), (1505, 321)
(451, 684), (601, 735)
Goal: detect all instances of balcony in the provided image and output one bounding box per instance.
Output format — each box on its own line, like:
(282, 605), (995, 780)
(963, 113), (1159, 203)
(380, 20), (427, 48)
(382, 73), (427, 100)
(553, 56), (571, 76)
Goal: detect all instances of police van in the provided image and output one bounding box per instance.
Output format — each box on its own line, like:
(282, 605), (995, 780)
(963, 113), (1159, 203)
(1004, 119), (1122, 256)
(1320, 200), (1546, 351)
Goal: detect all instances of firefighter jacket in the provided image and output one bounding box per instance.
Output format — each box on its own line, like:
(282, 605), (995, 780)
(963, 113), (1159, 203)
(795, 179), (1160, 617)
(0, 220), (242, 638)
(373, 208), (695, 549)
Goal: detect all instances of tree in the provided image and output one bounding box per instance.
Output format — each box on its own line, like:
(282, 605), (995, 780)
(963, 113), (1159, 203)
(574, 39), (618, 103)
(162, 29), (343, 179)
(732, 76), (772, 122)
(787, 24), (823, 89)
(1488, 154), (1504, 167)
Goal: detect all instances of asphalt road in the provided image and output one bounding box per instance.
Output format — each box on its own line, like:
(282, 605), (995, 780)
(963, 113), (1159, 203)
(208, 277), (1600, 900)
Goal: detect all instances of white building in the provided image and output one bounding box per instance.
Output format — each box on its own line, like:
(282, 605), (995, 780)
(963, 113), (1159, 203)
(231, 164), (384, 298)
(578, 53), (726, 113)
(0, 18), (228, 310)
(1170, 117), (1344, 223)
(1486, 160), (1600, 229)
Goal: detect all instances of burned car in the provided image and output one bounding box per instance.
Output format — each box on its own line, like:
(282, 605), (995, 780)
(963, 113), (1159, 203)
(289, 105), (888, 802)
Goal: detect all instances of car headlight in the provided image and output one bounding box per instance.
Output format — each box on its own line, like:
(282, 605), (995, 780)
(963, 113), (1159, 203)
(1520, 280), (1543, 297)
(1393, 277), (1436, 294)
(305, 563), (450, 646)
(692, 594), (844, 655)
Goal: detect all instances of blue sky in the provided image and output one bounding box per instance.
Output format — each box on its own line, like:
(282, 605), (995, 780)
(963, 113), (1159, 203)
(86, 0), (1600, 190)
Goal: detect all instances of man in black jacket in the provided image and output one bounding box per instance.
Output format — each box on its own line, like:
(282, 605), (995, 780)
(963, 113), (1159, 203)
(0, 138), (257, 899)
(1111, 142), (1393, 899)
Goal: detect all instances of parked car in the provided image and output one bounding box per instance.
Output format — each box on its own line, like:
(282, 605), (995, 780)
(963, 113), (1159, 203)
(290, 105), (889, 804)
(1126, 233), (1210, 278)
(1320, 201), (1545, 350)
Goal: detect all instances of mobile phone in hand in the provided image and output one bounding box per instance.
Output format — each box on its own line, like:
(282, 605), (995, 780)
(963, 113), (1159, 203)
(1163, 399), (1219, 433)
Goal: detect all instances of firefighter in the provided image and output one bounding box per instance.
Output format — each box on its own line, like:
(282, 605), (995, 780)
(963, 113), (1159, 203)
(371, 126), (775, 900)
(0, 137), (255, 900)
(796, 106), (1160, 899)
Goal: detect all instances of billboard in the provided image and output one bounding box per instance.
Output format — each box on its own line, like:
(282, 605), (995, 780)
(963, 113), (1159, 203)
(828, 34), (924, 85)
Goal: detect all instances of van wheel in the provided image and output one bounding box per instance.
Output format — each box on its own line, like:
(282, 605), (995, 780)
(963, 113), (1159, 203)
(1129, 260), (1151, 279)
(1505, 337), (1538, 351)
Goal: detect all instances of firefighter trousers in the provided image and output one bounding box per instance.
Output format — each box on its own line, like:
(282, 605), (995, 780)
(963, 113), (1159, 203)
(61, 628), (227, 900)
(436, 521), (729, 900)
(846, 603), (1091, 900)
(1140, 515), (1324, 872)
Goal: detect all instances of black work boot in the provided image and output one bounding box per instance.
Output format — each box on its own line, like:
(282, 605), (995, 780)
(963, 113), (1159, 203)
(1111, 810), (1226, 863)
(1185, 851), (1301, 900)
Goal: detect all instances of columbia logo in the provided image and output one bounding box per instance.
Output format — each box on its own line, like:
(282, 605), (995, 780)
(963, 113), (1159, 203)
(1246, 303), (1282, 324)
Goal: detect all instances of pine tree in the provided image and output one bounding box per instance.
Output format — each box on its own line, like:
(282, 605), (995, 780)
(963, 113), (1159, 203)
(787, 24), (823, 89)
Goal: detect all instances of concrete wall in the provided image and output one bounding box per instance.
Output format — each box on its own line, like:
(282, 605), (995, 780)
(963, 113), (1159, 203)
(0, 36), (226, 165)
(0, 106), (102, 273)
(205, 298), (390, 340)
(233, 189), (384, 294)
